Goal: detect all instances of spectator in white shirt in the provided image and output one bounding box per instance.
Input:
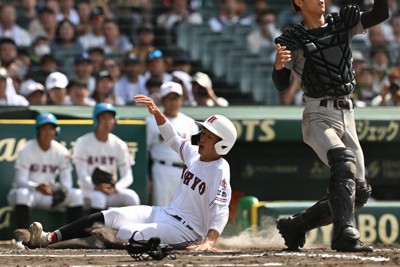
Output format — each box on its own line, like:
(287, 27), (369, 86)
(78, 7), (106, 51)
(0, 4), (31, 47)
(114, 53), (147, 105)
(56, 0), (80, 25)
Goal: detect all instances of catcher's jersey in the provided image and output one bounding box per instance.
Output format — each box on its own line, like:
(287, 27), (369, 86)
(146, 112), (199, 162)
(73, 132), (134, 190)
(164, 140), (231, 238)
(283, 10), (365, 85)
(13, 139), (72, 187)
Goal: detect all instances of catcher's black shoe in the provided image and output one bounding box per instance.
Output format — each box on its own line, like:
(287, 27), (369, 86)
(331, 227), (373, 253)
(276, 217), (306, 251)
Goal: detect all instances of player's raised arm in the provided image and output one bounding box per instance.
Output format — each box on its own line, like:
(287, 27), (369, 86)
(134, 94), (167, 126)
(135, 94), (183, 154)
(360, 0), (389, 30)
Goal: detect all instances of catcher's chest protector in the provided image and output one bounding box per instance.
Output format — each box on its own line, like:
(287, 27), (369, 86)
(276, 5), (361, 98)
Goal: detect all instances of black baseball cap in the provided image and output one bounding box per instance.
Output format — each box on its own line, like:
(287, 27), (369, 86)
(74, 53), (92, 64)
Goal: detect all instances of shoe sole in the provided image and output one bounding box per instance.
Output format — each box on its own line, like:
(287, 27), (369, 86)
(30, 222), (43, 240)
(332, 245), (374, 253)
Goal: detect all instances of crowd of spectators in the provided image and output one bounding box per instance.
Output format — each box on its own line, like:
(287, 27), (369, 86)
(0, 0), (399, 107)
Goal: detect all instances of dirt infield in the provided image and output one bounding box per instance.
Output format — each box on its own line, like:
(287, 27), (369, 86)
(2, 227), (400, 266)
(1, 246), (399, 266)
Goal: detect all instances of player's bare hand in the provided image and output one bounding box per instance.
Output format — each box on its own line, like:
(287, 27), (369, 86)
(95, 183), (115, 195)
(274, 44), (291, 70)
(186, 242), (218, 252)
(36, 183), (52, 195)
(134, 94), (159, 115)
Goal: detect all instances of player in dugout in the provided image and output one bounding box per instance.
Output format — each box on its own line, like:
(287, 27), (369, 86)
(26, 94), (237, 252)
(272, 0), (389, 252)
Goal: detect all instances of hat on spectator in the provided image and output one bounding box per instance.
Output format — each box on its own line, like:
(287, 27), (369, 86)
(145, 77), (163, 88)
(146, 49), (163, 61)
(173, 52), (191, 65)
(160, 81), (183, 98)
(74, 52), (92, 64)
(90, 6), (104, 20)
(88, 46), (104, 55)
(172, 70), (192, 85)
(137, 23), (154, 34)
(20, 79), (45, 96)
(40, 54), (58, 65)
(45, 72), (68, 90)
(352, 50), (365, 62)
(124, 53), (141, 64)
(0, 68), (9, 79)
(95, 70), (112, 81)
(67, 78), (87, 89)
(192, 72), (212, 88)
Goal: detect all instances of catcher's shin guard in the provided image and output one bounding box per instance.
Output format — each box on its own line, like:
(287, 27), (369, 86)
(327, 148), (373, 252)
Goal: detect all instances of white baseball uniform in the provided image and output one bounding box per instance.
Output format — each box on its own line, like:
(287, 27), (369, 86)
(102, 120), (231, 247)
(7, 139), (83, 209)
(73, 132), (140, 209)
(146, 112), (199, 206)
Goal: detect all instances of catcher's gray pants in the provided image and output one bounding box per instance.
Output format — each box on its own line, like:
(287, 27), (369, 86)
(301, 96), (366, 181)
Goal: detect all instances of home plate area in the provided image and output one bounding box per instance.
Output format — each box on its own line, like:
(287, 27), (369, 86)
(0, 245), (399, 266)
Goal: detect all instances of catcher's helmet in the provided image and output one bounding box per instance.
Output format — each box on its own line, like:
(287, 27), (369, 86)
(93, 102), (116, 127)
(196, 115), (237, 155)
(35, 113), (60, 135)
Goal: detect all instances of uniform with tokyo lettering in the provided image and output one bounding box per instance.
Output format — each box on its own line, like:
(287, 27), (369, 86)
(7, 140), (83, 218)
(101, 119), (231, 246)
(147, 113), (198, 206)
(73, 132), (140, 210)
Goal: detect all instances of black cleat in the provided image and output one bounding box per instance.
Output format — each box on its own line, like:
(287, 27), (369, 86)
(276, 217), (306, 251)
(331, 229), (373, 253)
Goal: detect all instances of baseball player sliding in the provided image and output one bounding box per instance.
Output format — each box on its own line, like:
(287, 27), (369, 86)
(8, 113), (83, 229)
(27, 94), (237, 252)
(147, 81), (199, 206)
(273, 0), (389, 252)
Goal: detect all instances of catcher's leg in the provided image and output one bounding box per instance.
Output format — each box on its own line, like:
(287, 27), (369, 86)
(277, 169), (372, 251)
(327, 147), (373, 252)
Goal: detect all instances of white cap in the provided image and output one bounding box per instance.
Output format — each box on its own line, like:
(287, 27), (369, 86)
(192, 72), (212, 88)
(0, 67), (9, 79)
(45, 72), (68, 90)
(160, 81), (183, 98)
(172, 70), (192, 84)
(20, 79), (44, 97)
(352, 50), (365, 62)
